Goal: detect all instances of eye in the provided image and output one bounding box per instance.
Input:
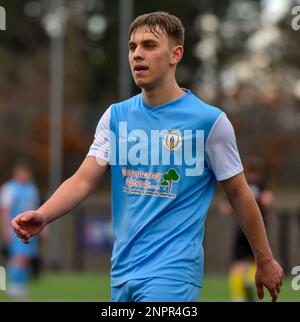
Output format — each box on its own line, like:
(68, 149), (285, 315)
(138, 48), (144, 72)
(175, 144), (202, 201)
(145, 42), (156, 48)
(129, 44), (136, 51)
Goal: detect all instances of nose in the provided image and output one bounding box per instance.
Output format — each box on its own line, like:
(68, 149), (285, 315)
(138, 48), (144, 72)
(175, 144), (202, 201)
(132, 45), (144, 61)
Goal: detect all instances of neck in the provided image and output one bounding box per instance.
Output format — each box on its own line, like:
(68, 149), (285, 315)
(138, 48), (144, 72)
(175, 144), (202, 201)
(141, 80), (185, 107)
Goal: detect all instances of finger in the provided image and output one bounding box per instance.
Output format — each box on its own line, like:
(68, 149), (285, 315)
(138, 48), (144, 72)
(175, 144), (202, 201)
(16, 232), (30, 244)
(21, 238), (30, 244)
(14, 227), (30, 239)
(256, 283), (264, 300)
(271, 290), (278, 302)
(279, 270), (284, 287)
(276, 284), (281, 294)
(18, 235), (30, 244)
(15, 231), (30, 242)
(11, 218), (21, 230)
(11, 213), (27, 229)
(20, 211), (37, 224)
(16, 231), (24, 239)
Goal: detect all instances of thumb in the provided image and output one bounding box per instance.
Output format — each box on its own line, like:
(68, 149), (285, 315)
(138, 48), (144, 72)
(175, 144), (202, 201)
(20, 211), (36, 223)
(256, 282), (264, 300)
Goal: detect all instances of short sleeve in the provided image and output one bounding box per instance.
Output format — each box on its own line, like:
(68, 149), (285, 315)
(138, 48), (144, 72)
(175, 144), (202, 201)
(0, 184), (14, 209)
(205, 113), (243, 181)
(87, 106), (111, 163)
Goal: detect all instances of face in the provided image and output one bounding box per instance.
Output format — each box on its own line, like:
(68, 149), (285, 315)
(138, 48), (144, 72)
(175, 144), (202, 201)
(128, 26), (183, 90)
(13, 166), (32, 183)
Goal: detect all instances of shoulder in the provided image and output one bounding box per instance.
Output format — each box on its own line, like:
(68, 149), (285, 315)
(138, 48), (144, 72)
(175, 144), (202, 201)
(1, 181), (15, 194)
(189, 91), (223, 119)
(186, 91), (225, 138)
(206, 113), (236, 145)
(109, 93), (142, 124)
(0, 181), (16, 205)
(111, 93), (141, 110)
(99, 94), (141, 120)
(184, 90), (224, 127)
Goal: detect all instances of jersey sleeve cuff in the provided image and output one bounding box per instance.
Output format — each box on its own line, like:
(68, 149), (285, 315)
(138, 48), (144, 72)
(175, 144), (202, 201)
(216, 167), (244, 181)
(87, 151), (110, 164)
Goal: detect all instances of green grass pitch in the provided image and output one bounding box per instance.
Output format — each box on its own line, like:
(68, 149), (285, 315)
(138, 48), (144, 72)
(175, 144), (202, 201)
(0, 272), (298, 302)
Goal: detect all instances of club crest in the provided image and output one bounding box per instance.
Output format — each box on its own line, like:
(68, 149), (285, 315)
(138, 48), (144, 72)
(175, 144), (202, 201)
(163, 130), (182, 151)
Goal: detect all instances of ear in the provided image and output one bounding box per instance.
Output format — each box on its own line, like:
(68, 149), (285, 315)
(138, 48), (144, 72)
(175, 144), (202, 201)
(170, 45), (184, 65)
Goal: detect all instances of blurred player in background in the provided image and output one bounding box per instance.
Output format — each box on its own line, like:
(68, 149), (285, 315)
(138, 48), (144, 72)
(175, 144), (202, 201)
(219, 156), (274, 301)
(0, 162), (40, 298)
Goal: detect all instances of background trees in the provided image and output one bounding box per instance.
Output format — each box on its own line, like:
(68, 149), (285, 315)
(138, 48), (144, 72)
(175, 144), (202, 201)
(0, 0), (299, 191)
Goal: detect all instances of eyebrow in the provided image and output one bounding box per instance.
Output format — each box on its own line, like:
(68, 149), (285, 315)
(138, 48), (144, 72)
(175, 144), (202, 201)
(128, 39), (160, 47)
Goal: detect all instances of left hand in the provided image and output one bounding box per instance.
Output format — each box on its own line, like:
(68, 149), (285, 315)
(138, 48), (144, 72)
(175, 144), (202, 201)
(255, 259), (284, 302)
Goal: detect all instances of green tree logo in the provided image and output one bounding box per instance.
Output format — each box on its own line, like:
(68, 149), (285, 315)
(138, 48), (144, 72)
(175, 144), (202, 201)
(160, 168), (180, 193)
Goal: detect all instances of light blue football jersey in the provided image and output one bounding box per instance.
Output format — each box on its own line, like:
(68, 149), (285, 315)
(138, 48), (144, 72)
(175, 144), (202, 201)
(88, 89), (243, 287)
(1, 180), (39, 220)
(0, 180), (39, 256)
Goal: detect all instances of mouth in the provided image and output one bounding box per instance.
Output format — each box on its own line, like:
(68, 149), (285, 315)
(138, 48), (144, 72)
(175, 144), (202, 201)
(134, 65), (149, 75)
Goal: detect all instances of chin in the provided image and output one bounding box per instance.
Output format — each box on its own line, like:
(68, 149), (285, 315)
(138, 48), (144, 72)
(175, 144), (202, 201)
(135, 80), (154, 91)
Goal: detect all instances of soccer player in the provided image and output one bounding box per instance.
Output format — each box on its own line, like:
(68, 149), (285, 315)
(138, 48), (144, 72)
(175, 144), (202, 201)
(11, 12), (283, 302)
(0, 162), (40, 298)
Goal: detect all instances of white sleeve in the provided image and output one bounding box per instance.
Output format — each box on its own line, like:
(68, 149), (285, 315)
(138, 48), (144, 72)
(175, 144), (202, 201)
(205, 113), (243, 181)
(0, 184), (14, 209)
(87, 106), (111, 163)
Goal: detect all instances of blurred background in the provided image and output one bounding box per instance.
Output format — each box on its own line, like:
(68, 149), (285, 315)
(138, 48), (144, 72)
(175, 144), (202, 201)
(0, 0), (300, 301)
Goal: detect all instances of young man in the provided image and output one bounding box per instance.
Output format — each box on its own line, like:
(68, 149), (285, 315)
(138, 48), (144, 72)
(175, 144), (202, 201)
(0, 163), (40, 298)
(11, 12), (283, 302)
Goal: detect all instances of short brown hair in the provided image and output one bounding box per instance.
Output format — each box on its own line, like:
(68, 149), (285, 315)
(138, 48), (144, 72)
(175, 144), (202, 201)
(129, 12), (185, 45)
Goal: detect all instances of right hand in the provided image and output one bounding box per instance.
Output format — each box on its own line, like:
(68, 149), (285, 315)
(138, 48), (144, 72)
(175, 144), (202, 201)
(11, 210), (47, 244)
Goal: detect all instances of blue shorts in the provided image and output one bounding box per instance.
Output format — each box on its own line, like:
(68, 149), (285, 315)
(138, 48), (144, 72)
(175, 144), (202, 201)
(111, 277), (201, 302)
(9, 235), (38, 257)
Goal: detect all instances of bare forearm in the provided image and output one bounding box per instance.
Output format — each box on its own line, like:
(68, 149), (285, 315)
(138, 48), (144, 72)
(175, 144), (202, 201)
(229, 188), (273, 264)
(1, 209), (9, 237)
(14, 157), (107, 229)
(38, 174), (94, 224)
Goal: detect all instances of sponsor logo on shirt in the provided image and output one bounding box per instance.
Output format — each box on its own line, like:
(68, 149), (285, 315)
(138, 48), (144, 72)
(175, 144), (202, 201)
(121, 167), (180, 199)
